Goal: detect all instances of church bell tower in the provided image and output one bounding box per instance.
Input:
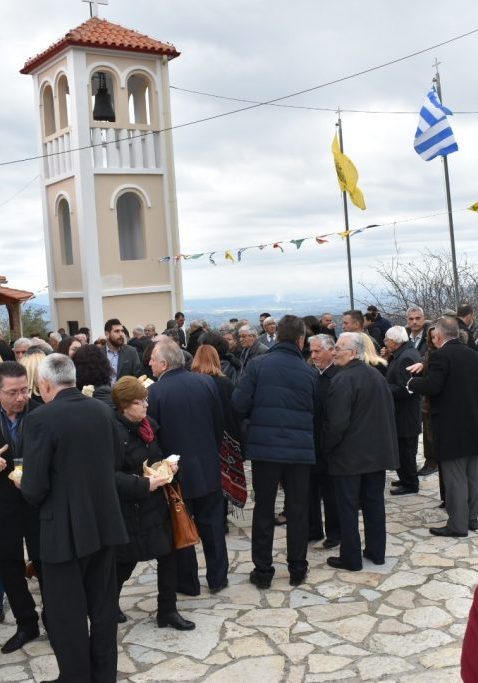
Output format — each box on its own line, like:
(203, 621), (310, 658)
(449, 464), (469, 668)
(21, 7), (183, 336)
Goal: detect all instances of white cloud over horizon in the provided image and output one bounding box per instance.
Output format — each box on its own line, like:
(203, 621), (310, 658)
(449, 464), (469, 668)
(1, 0), (478, 308)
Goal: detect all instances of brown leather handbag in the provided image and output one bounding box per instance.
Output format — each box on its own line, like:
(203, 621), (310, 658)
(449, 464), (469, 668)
(165, 482), (200, 549)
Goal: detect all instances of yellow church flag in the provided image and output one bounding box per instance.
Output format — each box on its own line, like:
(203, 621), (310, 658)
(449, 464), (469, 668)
(224, 249), (235, 263)
(469, 201), (478, 212)
(332, 134), (366, 210)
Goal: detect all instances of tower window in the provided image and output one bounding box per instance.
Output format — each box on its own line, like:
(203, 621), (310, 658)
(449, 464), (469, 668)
(91, 71), (116, 123)
(57, 74), (70, 129)
(127, 74), (151, 125)
(58, 198), (74, 265)
(42, 84), (56, 137)
(117, 192), (145, 261)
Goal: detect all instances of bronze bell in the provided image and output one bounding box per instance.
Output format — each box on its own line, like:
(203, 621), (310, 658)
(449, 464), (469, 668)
(93, 72), (115, 122)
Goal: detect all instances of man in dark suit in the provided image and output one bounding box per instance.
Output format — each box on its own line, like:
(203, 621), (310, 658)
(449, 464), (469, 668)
(384, 326), (422, 496)
(21, 354), (128, 683)
(238, 325), (268, 373)
(324, 333), (399, 571)
(0, 362), (42, 654)
(128, 325), (151, 358)
(174, 311), (187, 348)
(457, 304), (477, 350)
(408, 316), (478, 537)
(308, 334), (340, 549)
(148, 338), (228, 596)
(258, 317), (278, 348)
(232, 316), (318, 588)
(104, 318), (141, 383)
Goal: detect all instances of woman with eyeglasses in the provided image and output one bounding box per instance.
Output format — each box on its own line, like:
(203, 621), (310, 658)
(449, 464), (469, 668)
(111, 376), (195, 632)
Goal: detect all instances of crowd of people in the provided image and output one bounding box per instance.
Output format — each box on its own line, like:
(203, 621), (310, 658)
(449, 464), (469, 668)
(1, 303), (478, 682)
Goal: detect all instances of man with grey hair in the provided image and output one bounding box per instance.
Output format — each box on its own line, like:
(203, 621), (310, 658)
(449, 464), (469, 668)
(47, 331), (62, 351)
(238, 325), (268, 372)
(324, 333), (399, 571)
(20, 353), (128, 682)
(127, 324), (150, 358)
(13, 337), (32, 361)
(384, 326), (422, 496)
(258, 317), (278, 348)
(308, 334), (341, 549)
(148, 339), (228, 596)
(408, 316), (478, 537)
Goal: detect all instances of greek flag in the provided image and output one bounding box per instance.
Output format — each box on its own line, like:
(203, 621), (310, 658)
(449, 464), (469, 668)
(414, 87), (458, 161)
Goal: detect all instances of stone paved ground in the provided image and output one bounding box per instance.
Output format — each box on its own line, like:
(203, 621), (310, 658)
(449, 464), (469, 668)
(0, 452), (474, 682)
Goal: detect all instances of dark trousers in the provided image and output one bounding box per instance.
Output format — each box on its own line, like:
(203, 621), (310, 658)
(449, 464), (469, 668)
(0, 559), (38, 631)
(42, 547), (118, 683)
(397, 436), (419, 491)
(422, 411), (438, 469)
(309, 469), (341, 542)
(176, 490), (228, 594)
(117, 551), (177, 616)
(440, 457), (478, 534)
(333, 471), (386, 569)
(251, 461), (310, 578)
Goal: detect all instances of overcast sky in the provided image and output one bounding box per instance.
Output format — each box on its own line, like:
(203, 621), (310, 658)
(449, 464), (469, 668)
(1, 0), (478, 306)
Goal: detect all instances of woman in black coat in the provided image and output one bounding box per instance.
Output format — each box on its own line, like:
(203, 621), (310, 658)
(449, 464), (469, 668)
(111, 377), (194, 631)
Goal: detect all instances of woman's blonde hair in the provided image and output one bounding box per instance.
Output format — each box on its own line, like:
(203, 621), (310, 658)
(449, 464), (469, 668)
(361, 333), (388, 368)
(111, 376), (147, 412)
(20, 352), (45, 397)
(191, 345), (224, 377)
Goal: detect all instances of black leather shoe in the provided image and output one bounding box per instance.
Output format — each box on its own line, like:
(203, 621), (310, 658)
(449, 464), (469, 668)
(429, 526), (467, 537)
(249, 569), (272, 589)
(469, 519), (478, 531)
(1, 625), (40, 654)
(117, 609), (127, 623)
(323, 538), (340, 549)
(363, 550), (385, 565)
(308, 533), (325, 542)
(209, 580), (228, 594)
(438, 502), (446, 509)
(418, 464), (438, 476)
(391, 480), (401, 487)
(327, 556), (362, 571)
(289, 570), (308, 587)
(390, 485), (418, 496)
(176, 586), (200, 597)
(157, 611), (195, 630)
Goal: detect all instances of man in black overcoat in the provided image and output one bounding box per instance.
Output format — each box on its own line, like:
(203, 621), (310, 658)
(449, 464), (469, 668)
(21, 354), (128, 683)
(384, 326), (422, 496)
(0, 362), (42, 654)
(148, 338), (228, 596)
(408, 316), (478, 537)
(324, 333), (399, 571)
(308, 334), (341, 549)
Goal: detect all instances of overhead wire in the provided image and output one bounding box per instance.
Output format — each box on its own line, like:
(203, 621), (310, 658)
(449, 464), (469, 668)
(1, 26), (478, 168)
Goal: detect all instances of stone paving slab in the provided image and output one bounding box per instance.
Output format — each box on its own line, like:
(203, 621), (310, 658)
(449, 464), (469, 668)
(0, 451), (473, 682)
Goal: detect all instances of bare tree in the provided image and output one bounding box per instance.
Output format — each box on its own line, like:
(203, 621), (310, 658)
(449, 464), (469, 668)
(359, 250), (478, 321)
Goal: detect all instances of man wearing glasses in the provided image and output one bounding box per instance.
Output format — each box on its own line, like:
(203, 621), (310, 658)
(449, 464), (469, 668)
(0, 362), (41, 653)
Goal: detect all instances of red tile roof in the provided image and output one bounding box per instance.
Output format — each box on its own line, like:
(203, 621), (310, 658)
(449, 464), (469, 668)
(21, 17), (180, 74)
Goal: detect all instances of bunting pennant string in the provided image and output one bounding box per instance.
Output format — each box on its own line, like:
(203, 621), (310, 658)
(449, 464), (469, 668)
(152, 205), (474, 266)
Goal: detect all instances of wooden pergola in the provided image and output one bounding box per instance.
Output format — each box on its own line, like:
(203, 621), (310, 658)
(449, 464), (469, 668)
(0, 276), (33, 339)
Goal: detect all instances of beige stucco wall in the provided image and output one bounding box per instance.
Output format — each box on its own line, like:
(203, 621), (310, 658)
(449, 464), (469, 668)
(55, 297), (85, 331)
(94, 174), (170, 288)
(36, 56), (69, 140)
(103, 291), (171, 334)
(46, 177), (83, 293)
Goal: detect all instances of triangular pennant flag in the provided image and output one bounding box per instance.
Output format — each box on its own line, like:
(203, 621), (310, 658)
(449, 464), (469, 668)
(159, 256), (171, 263)
(273, 242), (284, 253)
(190, 253), (204, 259)
(258, 245), (267, 250)
(469, 202), (478, 213)
(332, 133), (366, 210)
(290, 238), (306, 250)
(337, 230), (351, 239)
(209, 252), (217, 266)
(237, 248), (247, 261)
(225, 250), (235, 263)
(316, 237), (328, 245)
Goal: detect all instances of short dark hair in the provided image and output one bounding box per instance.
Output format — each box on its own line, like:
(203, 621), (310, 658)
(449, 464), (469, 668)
(367, 305), (378, 312)
(0, 361), (27, 389)
(174, 311), (185, 320)
(58, 336), (78, 356)
(104, 318), (122, 333)
(229, 318), (238, 323)
(277, 315), (306, 344)
(260, 312), (271, 319)
(198, 331), (229, 359)
(73, 344), (112, 389)
(343, 310), (364, 326)
(458, 304), (473, 318)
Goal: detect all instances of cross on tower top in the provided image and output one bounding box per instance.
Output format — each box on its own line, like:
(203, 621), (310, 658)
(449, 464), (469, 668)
(82, 0), (109, 18)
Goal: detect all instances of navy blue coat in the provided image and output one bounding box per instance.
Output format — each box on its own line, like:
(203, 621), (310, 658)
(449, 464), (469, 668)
(231, 342), (318, 465)
(386, 341), (422, 438)
(147, 368), (224, 499)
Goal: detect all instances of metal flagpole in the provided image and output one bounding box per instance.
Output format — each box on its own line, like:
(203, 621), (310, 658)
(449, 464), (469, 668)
(336, 112), (354, 308)
(433, 60), (460, 310)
